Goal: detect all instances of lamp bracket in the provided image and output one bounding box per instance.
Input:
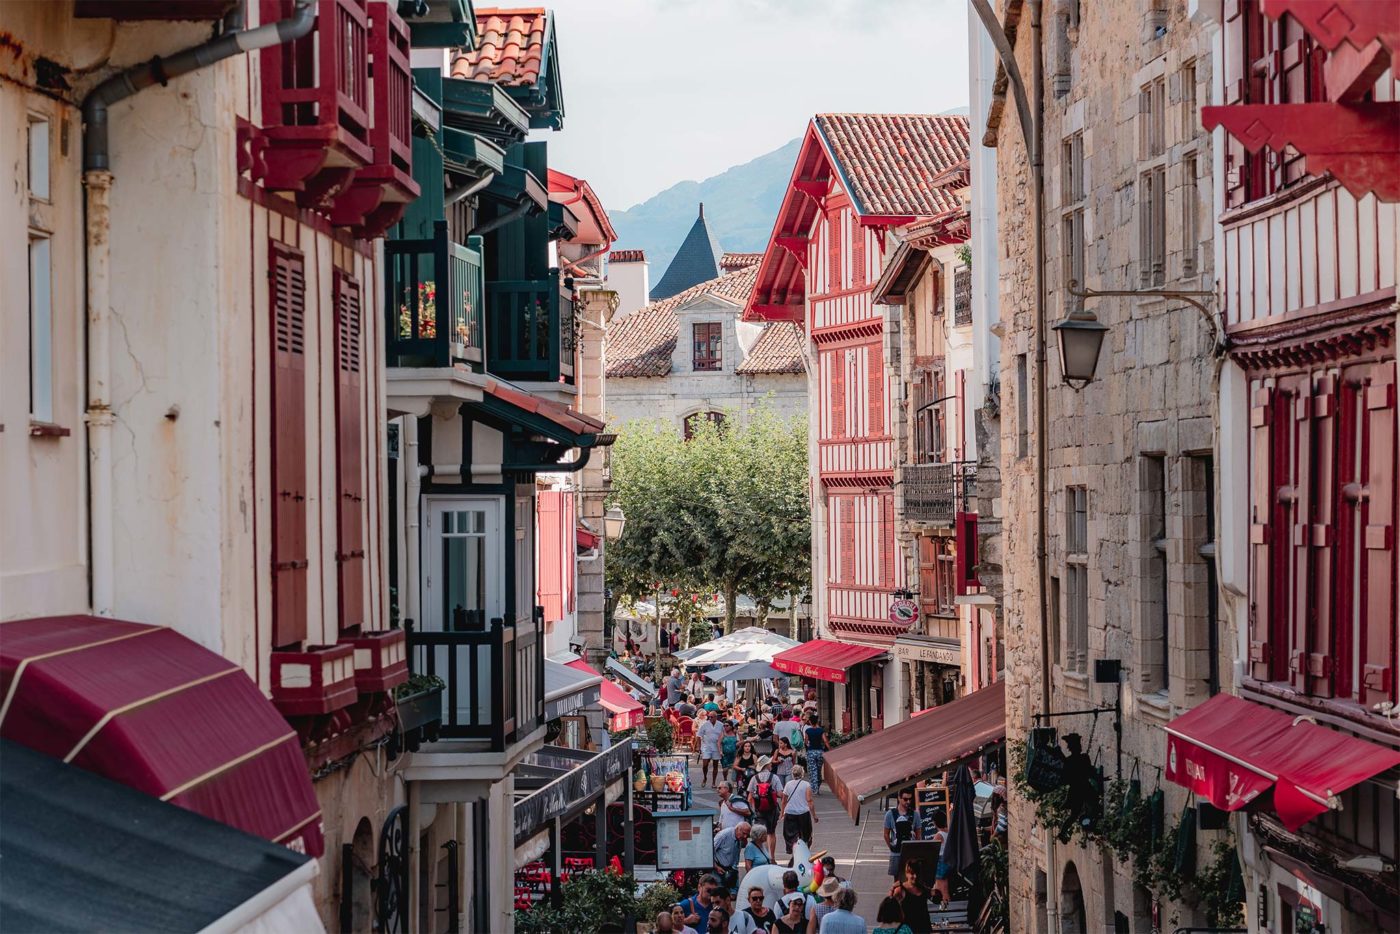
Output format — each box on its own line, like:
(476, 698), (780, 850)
(1067, 280), (1227, 354)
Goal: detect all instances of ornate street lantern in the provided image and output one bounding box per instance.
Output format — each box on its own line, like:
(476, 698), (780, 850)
(603, 505), (627, 540)
(1052, 307), (1109, 389)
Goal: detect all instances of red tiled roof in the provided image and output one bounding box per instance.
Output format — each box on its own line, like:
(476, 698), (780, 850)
(610, 249), (646, 263)
(735, 322), (806, 375)
(451, 8), (548, 87)
(814, 114), (969, 217)
(481, 376), (605, 435)
(720, 252), (764, 271)
(548, 169), (618, 244)
(606, 264), (759, 377)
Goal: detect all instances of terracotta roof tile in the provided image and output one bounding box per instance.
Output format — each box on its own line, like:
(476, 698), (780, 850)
(720, 252), (764, 271)
(610, 249), (646, 263)
(735, 322), (806, 375)
(814, 114), (970, 217)
(607, 264), (759, 378)
(451, 8), (548, 87)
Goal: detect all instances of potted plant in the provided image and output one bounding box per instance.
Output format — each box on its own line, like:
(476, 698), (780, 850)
(394, 673), (445, 734)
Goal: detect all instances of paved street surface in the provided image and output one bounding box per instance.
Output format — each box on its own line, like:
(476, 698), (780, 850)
(687, 755), (969, 929)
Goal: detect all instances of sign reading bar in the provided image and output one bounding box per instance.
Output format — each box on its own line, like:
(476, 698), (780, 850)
(893, 638), (961, 666)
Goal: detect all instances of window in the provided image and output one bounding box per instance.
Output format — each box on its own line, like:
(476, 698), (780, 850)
(953, 265), (972, 326)
(1179, 59), (1197, 142)
(1137, 76), (1168, 288)
(1182, 154), (1199, 277)
(1248, 367), (1397, 708)
(29, 237), (53, 423)
(1065, 486), (1089, 673)
(1061, 134), (1086, 302)
(683, 410), (725, 441)
(692, 321), (722, 371)
(28, 116), (50, 200)
(1050, 575), (1063, 668)
(1222, 2), (1328, 205)
(1140, 456), (1169, 694)
(270, 242), (309, 648)
(1139, 77), (1166, 160)
(334, 271), (366, 633)
(1184, 454), (1218, 696)
(912, 369), (946, 462)
(1016, 354), (1029, 459)
(919, 536), (958, 617)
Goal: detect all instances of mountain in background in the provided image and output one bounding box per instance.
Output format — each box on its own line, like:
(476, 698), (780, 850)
(610, 138), (800, 276)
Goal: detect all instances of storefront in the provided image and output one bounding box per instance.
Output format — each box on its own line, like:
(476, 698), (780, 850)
(771, 639), (889, 733)
(892, 633), (963, 712)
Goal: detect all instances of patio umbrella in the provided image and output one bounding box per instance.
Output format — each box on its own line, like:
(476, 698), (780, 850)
(704, 661), (785, 682)
(942, 764), (981, 883)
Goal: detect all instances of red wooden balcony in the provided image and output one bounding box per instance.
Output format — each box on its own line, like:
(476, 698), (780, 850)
(330, 2), (421, 237)
(260, 0), (373, 209)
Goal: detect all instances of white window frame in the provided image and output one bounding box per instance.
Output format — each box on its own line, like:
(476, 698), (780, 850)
(422, 496), (505, 631)
(29, 236), (53, 423)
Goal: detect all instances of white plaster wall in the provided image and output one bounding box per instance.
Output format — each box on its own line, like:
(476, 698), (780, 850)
(967, 9), (1002, 414)
(607, 259), (650, 319)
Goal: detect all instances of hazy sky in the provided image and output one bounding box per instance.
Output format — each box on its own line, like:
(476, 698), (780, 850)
(540, 0), (971, 212)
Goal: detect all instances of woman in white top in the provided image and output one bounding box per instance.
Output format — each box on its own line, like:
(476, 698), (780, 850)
(778, 764), (817, 853)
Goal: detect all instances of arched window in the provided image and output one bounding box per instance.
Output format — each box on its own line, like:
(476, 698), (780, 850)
(683, 411), (726, 441)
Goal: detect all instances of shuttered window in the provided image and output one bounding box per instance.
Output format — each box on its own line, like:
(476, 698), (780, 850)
(867, 343), (884, 437)
(334, 270), (366, 634)
(536, 490), (564, 624)
(270, 242), (308, 648)
(1248, 365), (1397, 707)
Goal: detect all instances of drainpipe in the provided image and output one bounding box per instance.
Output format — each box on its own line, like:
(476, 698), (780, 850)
(445, 170), (497, 208)
(404, 417), (423, 630)
(469, 199), (533, 237)
(968, 0), (1053, 925)
(81, 0), (315, 613)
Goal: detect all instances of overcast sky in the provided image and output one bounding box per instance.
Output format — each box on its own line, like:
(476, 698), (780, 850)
(541, 0), (971, 212)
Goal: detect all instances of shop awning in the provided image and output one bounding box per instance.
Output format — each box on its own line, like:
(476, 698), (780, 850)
(545, 659), (601, 721)
(577, 526), (602, 552)
(1, 739), (324, 933)
(566, 659), (645, 730)
(771, 639), (886, 684)
(513, 743), (632, 848)
(606, 657), (656, 697)
(0, 615), (323, 856)
(824, 681), (1006, 820)
(1164, 693), (1400, 831)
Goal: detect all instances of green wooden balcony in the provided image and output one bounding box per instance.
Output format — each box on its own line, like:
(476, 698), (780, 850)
(386, 221), (484, 368)
(485, 270), (575, 385)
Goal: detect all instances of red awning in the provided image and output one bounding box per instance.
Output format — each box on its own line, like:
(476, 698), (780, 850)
(1164, 693), (1400, 831)
(566, 659), (644, 730)
(771, 639), (885, 684)
(576, 526), (601, 552)
(0, 616), (323, 856)
(824, 681), (1006, 819)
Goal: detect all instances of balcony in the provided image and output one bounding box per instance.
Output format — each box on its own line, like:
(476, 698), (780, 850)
(406, 612), (545, 752)
(386, 221), (484, 368)
(485, 270), (576, 386)
(903, 461), (977, 526)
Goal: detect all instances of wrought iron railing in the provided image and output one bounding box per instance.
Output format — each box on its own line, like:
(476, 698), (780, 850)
(386, 221), (484, 367)
(903, 461), (977, 524)
(485, 269), (575, 385)
(406, 610), (544, 750)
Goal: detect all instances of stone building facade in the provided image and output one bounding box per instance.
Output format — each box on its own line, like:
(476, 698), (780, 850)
(986, 0), (1223, 929)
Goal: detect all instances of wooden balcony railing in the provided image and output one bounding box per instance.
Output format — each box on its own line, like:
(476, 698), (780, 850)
(406, 610), (544, 750)
(386, 221), (484, 368)
(903, 461), (977, 525)
(485, 270), (575, 385)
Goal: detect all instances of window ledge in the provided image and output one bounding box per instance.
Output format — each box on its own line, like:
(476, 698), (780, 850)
(29, 421), (71, 438)
(1060, 670), (1089, 694)
(1136, 690), (1174, 722)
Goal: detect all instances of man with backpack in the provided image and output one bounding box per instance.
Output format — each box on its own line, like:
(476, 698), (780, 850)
(883, 787), (923, 876)
(747, 757), (782, 862)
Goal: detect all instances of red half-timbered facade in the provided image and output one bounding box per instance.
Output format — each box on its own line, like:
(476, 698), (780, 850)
(1206, 2), (1398, 924)
(748, 114), (970, 731)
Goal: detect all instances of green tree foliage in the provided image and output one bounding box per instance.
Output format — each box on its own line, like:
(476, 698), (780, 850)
(606, 406), (810, 632)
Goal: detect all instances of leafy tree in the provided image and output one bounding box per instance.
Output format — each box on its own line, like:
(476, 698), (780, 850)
(606, 404), (810, 633)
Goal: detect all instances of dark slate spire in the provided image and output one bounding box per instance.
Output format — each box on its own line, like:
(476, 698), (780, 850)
(649, 203), (723, 301)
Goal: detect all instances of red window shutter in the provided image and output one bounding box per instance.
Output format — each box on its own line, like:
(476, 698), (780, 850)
(334, 271), (366, 634)
(881, 495), (895, 587)
(829, 209), (842, 292)
(564, 492), (576, 615)
(1305, 372), (1337, 697)
(1248, 383), (1277, 680)
(536, 491), (563, 623)
(831, 351), (847, 440)
(868, 343), (884, 438)
(955, 512), (979, 595)
(852, 228), (866, 287)
(1286, 376), (1311, 692)
(1360, 364), (1397, 707)
(271, 243), (308, 648)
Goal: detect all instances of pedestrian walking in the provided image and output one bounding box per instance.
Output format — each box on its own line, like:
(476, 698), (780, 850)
(671, 904), (700, 934)
(818, 888), (865, 934)
(812, 878), (841, 931)
(803, 713), (829, 795)
(698, 710), (725, 786)
(718, 781), (753, 831)
(889, 860), (933, 933)
(772, 736), (797, 788)
(679, 875), (721, 931)
(884, 788), (922, 876)
(779, 764), (816, 852)
(873, 897), (912, 934)
(721, 721), (739, 776)
(747, 757), (782, 861)
(733, 738), (759, 786)
(712, 822), (750, 890)
(743, 826), (771, 872)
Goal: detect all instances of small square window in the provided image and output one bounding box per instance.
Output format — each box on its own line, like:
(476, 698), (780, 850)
(28, 116), (50, 201)
(30, 236), (53, 423)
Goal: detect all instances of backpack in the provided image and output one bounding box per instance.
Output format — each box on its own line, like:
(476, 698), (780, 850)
(754, 775), (778, 812)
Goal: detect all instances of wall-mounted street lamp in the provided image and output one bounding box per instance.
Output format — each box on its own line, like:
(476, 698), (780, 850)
(1051, 306), (1109, 390)
(603, 505), (627, 540)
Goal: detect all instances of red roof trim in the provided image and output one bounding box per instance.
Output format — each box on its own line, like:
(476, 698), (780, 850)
(481, 377), (605, 435)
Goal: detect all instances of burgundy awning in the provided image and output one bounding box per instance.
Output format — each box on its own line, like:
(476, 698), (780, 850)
(0, 616), (323, 856)
(566, 659), (644, 730)
(1164, 693), (1400, 831)
(771, 639), (885, 684)
(823, 681), (1006, 820)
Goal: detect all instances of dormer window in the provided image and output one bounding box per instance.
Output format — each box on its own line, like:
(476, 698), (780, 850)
(693, 322), (722, 371)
